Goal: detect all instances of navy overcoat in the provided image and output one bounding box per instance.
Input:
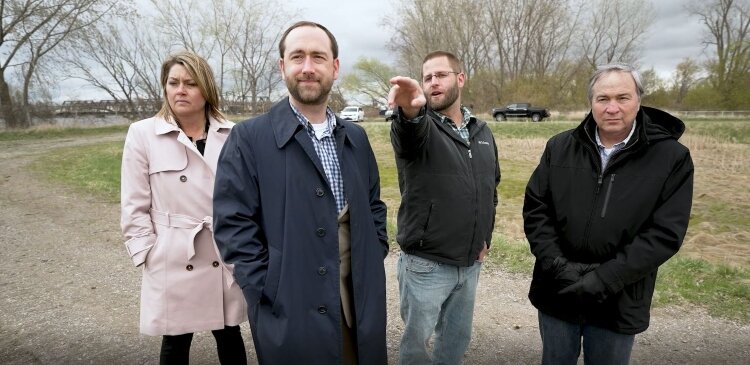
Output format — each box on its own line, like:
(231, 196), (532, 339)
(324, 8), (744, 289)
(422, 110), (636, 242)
(213, 98), (388, 364)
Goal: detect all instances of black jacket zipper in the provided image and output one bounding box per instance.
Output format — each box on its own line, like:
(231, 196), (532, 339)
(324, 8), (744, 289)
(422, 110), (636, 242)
(601, 174), (616, 218)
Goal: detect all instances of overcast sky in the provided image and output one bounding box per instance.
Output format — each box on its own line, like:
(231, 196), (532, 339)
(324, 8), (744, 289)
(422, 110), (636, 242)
(57, 0), (709, 101)
(291, 0), (708, 79)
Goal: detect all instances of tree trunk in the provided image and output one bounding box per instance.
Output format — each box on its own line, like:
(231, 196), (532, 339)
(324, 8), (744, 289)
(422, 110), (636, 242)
(0, 71), (26, 129)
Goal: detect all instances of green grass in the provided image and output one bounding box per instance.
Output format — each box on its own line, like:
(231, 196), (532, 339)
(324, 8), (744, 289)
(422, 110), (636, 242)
(485, 238), (750, 323)
(497, 159), (536, 201)
(487, 121), (578, 139)
(690, 202), (750, 234)
(684, 121), (750, 144)
(28, 120), (750, 324)
(654, 255), (750, 323)
(0, 124), (128, 141)
(32, 141), (123, 202)
(486, 236), (535, 273)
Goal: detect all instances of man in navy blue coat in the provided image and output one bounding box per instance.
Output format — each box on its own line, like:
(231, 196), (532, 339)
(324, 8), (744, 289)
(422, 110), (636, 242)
(213, 21), (388, 365)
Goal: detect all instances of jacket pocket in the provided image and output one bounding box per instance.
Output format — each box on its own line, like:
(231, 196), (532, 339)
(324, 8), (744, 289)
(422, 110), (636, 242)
(125, 234), (157, 267)
(399, 201), (434, 251)
(628, 277), (645, 301)
(421, 202), (434, 238)
(261, 245), (282, 313)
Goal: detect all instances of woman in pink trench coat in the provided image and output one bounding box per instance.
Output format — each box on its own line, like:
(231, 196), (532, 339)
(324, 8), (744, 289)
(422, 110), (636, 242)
(120, 51), (247, 364)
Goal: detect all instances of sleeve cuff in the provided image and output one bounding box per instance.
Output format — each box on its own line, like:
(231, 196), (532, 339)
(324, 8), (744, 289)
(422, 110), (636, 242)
(595, 263), (625, 294)
(124, 234), (157, 267)
(397, 106), (426, 124)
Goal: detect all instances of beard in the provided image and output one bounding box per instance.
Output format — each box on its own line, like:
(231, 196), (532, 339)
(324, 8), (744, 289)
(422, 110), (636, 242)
(425, 82), (460, 112)
(286, 75), (333, 106)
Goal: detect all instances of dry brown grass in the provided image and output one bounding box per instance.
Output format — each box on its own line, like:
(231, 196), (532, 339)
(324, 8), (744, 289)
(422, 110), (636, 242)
(680, 134), (750, 267)
(366, 122), (748, 268)
(490, 131), (750, 268)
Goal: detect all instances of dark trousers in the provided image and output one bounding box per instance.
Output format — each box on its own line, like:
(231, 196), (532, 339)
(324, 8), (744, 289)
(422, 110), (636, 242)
(160, 325), (247, 365)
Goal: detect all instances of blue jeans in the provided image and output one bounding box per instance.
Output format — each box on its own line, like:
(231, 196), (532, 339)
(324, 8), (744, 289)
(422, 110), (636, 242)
(397, 252), (482, 365)
(538, 311), (634, 365)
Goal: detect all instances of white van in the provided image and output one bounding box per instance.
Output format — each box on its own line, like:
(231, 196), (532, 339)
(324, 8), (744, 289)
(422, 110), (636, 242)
(339, 106), (365, 122)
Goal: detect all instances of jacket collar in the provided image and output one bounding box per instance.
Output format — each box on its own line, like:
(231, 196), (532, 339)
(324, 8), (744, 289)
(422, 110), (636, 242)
(271, 96), (356, 149)
(426, 107), (487, 144)
(576, 106), (685, 149)
(153, 114), (232, 135)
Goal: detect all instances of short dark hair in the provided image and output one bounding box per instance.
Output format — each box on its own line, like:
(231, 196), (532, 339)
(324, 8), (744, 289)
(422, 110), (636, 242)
(278, 21), (339, 59)
(422, 51), (462, 74)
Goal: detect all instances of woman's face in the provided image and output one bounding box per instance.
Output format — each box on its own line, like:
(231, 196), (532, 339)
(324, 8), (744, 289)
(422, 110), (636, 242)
(165, 64), (206, 120)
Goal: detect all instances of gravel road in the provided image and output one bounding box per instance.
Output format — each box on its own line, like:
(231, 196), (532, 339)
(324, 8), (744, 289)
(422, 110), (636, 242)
(1, 134), (748, 364)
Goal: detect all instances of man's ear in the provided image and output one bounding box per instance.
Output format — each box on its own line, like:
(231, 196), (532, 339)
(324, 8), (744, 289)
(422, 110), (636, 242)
(278, 58), (286, 80)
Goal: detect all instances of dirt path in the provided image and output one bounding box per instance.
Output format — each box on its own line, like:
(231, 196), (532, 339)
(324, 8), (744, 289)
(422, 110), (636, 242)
(0, 134), (748, 364)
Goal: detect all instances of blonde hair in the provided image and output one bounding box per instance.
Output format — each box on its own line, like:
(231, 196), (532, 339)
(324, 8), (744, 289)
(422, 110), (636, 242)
(156, 50), (225, 122)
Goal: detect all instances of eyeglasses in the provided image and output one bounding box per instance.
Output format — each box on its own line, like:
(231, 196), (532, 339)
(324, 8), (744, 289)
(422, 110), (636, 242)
(422, 71), (460, 84)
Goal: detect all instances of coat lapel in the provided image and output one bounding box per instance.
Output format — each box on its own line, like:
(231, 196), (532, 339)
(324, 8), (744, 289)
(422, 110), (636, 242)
(271, 97), (328, 181)
(204, 118), (233, 175)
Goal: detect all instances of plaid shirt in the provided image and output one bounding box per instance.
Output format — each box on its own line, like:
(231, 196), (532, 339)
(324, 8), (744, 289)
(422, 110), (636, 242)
(290, 103), (346, 214)
(403, 106), (475, 144)
(435, 106), (474, 144)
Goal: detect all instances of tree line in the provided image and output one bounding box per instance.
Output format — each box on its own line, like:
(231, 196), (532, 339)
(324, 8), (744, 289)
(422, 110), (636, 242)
(1, 0), (749, 129)
(349, 0), (750, 114)
(1, 0), (294, 128)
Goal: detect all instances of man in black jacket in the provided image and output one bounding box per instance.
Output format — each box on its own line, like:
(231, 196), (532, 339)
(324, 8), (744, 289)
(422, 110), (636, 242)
(388, 51), (501, 364)
(523, 63), (694, 365)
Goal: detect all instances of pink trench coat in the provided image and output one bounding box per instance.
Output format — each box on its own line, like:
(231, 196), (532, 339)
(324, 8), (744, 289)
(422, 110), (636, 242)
(120, 116), (246, 336)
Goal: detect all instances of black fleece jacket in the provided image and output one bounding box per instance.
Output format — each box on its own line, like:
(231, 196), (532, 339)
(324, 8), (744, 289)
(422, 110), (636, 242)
(523, 106), (694, 334)
(391, 108), (501, 267)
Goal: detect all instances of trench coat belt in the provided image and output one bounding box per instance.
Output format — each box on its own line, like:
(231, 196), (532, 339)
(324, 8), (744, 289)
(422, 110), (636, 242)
(149, 208), (236, 289)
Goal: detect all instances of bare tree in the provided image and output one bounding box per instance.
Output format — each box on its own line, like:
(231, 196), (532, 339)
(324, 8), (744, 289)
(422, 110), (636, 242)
(580, 0), (655, 67)
(148, 0), (212, 55)
(690, 0), (750, 106)
(482, 0), (584, 105)
(0, 0), (118, 128)
(229, 1), (289, 112)
(59, 12), (169, 117)
(204, 0), (248, 104)
(386, 0), (454, 76)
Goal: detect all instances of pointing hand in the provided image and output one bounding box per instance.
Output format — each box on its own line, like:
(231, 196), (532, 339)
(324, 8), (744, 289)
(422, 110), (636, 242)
(388, 76), (426, 119)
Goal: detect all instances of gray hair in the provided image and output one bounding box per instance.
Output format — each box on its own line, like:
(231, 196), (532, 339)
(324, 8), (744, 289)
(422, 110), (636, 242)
(587, 63), (644, 103)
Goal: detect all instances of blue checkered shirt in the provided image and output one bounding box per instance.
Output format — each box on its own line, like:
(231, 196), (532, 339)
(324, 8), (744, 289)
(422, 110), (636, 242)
(289, 103), (346, 214)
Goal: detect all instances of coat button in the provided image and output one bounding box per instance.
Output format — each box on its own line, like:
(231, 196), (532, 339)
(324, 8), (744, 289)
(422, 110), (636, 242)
(315, 187), (325, 197)
(186, 264), (193, 271)
(318, 266), (327, 275)
(318, 305), (327, 314)
(212, 261), (220, 267)
(180, 175), (187, 182)
(316, 228), (326, 237)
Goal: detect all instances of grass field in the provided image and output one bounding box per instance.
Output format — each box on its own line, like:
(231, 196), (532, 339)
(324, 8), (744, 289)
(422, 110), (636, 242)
(9, 118), (749, 323)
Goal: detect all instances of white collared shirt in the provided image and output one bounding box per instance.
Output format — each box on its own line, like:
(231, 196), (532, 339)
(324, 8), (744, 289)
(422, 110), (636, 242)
(595, 120), (637, 169)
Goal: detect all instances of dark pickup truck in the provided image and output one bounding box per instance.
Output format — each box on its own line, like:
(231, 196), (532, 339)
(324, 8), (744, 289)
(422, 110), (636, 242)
(491, 102), (550, 122)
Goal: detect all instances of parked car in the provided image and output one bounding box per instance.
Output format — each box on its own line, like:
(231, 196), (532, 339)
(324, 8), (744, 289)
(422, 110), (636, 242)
(384, 108), (395, 121)
(491, 102), (550, 122)
(339, 106), (365, 122)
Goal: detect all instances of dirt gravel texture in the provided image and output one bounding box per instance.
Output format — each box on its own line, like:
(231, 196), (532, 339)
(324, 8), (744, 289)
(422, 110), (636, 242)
(1, 134), (748, 364)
